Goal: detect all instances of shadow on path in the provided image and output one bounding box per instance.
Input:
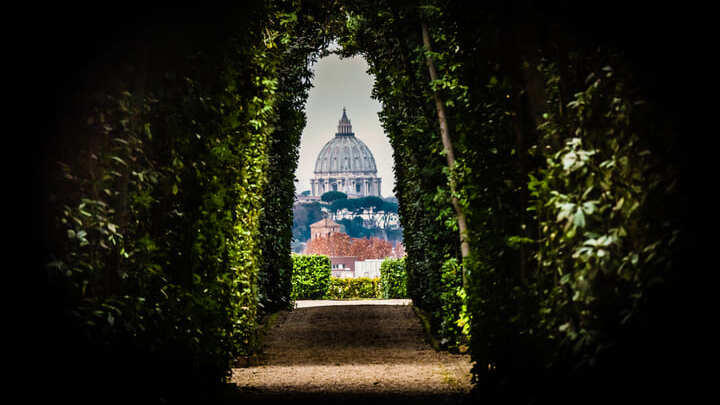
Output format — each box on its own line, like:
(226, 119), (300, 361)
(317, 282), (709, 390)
(226, 301), (473, 404)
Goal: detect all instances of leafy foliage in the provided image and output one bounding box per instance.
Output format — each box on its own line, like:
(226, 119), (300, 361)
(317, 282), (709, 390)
(290, 254), (332, 300)
(293, 195), (400, 242)
(291, 201), (324, 242)
(44, 3), (337, 401)
(328, 195), (397, 214)
(527, 56), (681, 376)
(326, 277), (382, 299)
(379, 257), (408, 299)
(437, 257), (468, 352)
(337, 216), (373, 238)
(42, 2), (687, 403)
(339, 2), (461, 344)
(321, 190), (348, 202)
(337, 1), (687, 403)
(304, 232), (393, 260)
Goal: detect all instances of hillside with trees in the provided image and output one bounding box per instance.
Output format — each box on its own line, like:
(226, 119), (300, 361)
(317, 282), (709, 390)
(292, 192), (402, 245)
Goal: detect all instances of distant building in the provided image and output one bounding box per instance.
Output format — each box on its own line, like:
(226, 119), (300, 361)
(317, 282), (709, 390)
(310, 108), (382, 198)
(330, 256), (357, 278)
(355, 259), (383, 278)
(309, 218), (341, 240)
(307, 216), (397, 279)
(328, 257), (383, 279)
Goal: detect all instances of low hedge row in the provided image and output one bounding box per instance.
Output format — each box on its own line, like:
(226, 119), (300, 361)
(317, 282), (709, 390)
(326, 277), (381, 299)
(291, 255), (407, 300)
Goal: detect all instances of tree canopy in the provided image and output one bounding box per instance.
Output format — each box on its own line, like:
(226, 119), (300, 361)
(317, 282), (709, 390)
(304, 233), (393, 261)
(320, 190), (347, 202)
(328, 195), (397, 213)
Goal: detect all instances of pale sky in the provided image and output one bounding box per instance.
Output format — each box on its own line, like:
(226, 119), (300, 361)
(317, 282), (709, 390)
(294, 52), (395, 198)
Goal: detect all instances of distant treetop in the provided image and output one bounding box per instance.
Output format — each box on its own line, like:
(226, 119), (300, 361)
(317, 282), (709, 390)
(329, 195), (397, 213)
(321, 190), (348, 202)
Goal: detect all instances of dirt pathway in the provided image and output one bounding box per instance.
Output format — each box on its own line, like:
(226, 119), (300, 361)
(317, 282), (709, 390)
(229, 300), (474, 404)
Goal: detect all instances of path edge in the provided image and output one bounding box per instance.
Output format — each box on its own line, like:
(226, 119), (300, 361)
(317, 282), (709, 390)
(411, 305), (441, 351)
(234, 309), (289, 368)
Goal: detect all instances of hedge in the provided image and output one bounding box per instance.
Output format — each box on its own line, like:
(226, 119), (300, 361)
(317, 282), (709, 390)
(44, 5), (334, 400)
(291, 256), (407, 300)
(437, 257), (467, 351)
(379, 257), (408, 299)
(42, 4), (687, 404)
(326, 277), (381, 299)
(290, 254), (331, 300)
(340, 3), (686, 403)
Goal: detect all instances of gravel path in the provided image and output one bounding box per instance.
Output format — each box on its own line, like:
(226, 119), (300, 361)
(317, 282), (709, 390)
(229, 300), (474, 404)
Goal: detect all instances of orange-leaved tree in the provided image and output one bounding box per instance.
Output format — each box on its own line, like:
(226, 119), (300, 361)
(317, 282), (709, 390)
(349, 237), (392, 260)
(304, 232), (353, 257)
(304, 232), (392, 260)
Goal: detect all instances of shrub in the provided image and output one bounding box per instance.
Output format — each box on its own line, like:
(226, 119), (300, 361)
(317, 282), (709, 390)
(380, 257), (408, 298)
(291, 254), (331, 300)
(326, 277), (381, 299)
(438, 257), (468, 351)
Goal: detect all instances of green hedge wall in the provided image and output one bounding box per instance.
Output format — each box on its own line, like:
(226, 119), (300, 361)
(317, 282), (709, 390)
(379, 258), (408, 299)
(45, 7), (280, 400)
(326, 277), (381, 299)
(43, 4), (335, 402)
(42, 3), (688, 404)
(290, 254), (331, 300)
(339, 2), (686, 404)
(291, 257), (404, 300)
(437, 257), (467, 351)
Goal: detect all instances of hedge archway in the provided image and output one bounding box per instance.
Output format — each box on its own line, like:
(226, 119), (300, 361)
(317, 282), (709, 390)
(38, 2), (692, 404)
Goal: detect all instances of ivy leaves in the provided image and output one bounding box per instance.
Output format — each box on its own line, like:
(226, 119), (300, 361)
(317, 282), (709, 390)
(341, 3), (680, 399)
(529, 54), (679, 373)
(46, 3), (336, 396)
(45, 3), (682, 402)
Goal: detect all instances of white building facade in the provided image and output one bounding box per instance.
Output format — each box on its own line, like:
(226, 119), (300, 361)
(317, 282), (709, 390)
(354, 259), (384, 279)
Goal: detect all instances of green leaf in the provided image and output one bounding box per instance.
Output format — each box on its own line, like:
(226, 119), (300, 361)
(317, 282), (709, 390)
(613, 197), (625, 211)
(573, 208), (585, 228)
(581, 201), (596, 215)
(110, 156), (127, 166)
(144, 123), (152, 140)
